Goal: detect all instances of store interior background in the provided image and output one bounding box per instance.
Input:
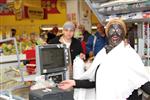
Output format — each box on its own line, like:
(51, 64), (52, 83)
(0, 0), (150, 100)
(0, 0), (99, 39)
(0, 0), (99, 99)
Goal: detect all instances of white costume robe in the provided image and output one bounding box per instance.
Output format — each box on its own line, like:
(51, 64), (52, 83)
(96, 41), (150, 100)
(73, 41), (150, 100)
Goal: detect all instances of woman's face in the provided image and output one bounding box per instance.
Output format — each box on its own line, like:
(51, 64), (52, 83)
(63, 28), (75, 40)
(97, 24), (105, 34)
(107, 24), (125, 46)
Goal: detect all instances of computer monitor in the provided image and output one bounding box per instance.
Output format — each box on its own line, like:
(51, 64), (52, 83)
(36, 44), (69, 75)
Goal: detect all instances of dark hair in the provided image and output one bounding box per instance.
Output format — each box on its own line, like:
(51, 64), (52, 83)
(11, 28), (16, 32)
(11, 28), (16, 37)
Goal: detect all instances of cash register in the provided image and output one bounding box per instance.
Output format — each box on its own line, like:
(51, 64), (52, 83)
(29, 44), (73, 100)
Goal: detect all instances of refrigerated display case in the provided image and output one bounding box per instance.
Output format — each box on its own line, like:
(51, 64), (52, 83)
(0, 38), (29, 100)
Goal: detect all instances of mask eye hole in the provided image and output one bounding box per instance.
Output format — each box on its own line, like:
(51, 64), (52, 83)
(108, 28), (115, 35)
(115, 28), (122, 35)
(108, 24), (124, 36)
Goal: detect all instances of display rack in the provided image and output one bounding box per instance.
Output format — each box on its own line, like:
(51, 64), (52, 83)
(0, 38), (26, 100)
(0, 38), (24, 80)
(142, 22), (150, 66)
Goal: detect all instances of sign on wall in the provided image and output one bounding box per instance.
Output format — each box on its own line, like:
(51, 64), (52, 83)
(41, 0), (60, 14)
(0, 0), (23, 21)
(24, 6), (47, 19)
(79, 0), (92, 33)
(0, 3), (14, 15)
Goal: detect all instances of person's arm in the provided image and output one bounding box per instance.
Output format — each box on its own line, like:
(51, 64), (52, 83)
(86, 36), (94, 55)
(58, 79), (95, 90)
(74, 80), (95, 88)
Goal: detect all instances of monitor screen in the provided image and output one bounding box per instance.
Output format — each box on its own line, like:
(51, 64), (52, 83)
(36, 44), (68, 75)
(42, 48), (65, 69)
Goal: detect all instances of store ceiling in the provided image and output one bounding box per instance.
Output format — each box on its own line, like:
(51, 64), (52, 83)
(92, 0), (110, 3)
(85, 0), (150, 25)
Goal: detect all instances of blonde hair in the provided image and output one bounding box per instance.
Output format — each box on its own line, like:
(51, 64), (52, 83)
(105, 19), (127, 36)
